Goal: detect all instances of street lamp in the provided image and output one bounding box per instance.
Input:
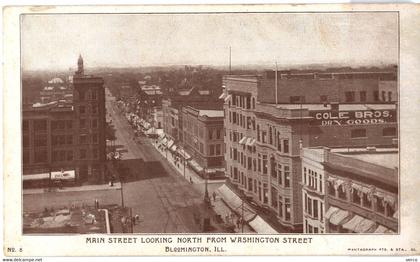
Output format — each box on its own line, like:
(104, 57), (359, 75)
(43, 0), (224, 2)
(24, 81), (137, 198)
(204, 168), (210, 205)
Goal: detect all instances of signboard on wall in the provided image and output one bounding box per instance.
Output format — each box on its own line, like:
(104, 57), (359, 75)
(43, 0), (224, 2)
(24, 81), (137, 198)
(310, 109), (397, 126)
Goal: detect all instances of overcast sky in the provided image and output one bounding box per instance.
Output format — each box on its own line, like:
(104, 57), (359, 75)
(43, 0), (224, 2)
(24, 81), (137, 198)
(21, 13), (398, 71)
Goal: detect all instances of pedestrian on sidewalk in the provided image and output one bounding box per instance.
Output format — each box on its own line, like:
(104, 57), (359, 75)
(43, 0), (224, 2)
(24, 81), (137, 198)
(190, 177), (193, 184)
(212, 191), (216, 202)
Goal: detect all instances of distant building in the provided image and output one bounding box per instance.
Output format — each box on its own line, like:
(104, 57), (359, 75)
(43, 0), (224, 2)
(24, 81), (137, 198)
(301, 147), (398, 233)
(222, 71), (398, 232)
(181, 106), (224, 178)
(39, 78), (73, 104)
(22, 55), (107, 184)
(258, 68), (397, 104)
(162, 86), (223, 143)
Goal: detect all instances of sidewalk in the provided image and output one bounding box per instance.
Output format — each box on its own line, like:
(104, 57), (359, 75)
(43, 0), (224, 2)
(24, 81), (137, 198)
(150, 140), (225, 185)
(23, 182), (122, 195)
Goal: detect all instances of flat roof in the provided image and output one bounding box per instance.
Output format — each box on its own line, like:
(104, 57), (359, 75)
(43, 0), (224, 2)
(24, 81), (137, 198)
(341, 153), (398, 169)
(266, 103), (396, 111)
(198, 110), (224, 118)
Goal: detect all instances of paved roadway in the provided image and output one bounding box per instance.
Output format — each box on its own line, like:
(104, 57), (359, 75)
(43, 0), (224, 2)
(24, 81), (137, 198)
(23, 88), (226, 233)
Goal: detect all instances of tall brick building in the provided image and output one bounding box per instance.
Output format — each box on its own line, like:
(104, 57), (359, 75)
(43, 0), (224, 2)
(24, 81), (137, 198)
(222, 69), (398, 232)
(22, 55), (107, 184)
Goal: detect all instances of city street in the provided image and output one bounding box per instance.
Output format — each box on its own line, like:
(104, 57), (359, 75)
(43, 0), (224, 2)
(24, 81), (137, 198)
(23, 89), (227, 233)
(105, 88), (225, 233)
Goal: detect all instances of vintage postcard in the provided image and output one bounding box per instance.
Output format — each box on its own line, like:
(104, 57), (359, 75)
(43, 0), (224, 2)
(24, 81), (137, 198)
(3, 4), (420, 257)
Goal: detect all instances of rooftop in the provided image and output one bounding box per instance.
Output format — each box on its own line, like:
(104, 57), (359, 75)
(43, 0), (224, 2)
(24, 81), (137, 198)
(198, 110), (224, 118)
(265, 103), (396, 111)
(341, 152), (398, 169)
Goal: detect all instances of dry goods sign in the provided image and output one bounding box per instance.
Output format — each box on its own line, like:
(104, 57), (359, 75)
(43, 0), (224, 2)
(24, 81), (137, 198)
(310, 110), (396, 126)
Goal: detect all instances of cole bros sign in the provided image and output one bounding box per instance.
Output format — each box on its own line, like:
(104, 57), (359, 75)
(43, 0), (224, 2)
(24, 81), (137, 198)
(310, 109), (397, 126)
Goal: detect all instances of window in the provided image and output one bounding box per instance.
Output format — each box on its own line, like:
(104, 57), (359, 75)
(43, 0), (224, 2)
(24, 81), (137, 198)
(216, 129), (221, 139)
(80, 134), (87, 144)
(248, 178), (253, 191)
(92, 148), (99, 159)
(290, 96), (304, 103)
(79, 90), (86, 101)
(209, 130), (213, 140)
(284, 166), (290, 187)
(66, 135), (73, 145)
(80, 119), (86, 128)
(92, 105), (98, 114)
(80, 149), (87, 159)
(345, 91), (355, 102)
(257, 154), (262, 172)
(328, 181), (336, 196)
(92, 119), (98, 129)
(79, 106), (86, 114)
(271, 187), (278, 208)
(66, 120), (73, 129)
(262, 154), (268, 174)
(278, 196), (283, 218)
(67, 150), (73, 161)
(313, 199), (318, 219)
(210, 145), (215, 156)
(285, 199), (291, 221)
(375, 196), (385, 214)
(382, 91), (386, 101)
(91, 90), (97, 100)
(23, 151), (30, 164)
(383, 127), (396, 137)
(360, 91), (367, 102)
(199, 143), (204, 154)
(23, 120), (29, 131)
(352, 189), (361, 205)
(34, 135), (47, 147)
(277, 164), (283, 185)
(283, 139), (289, 153)
(261, 131), (267, 143)
(215, 144), (221, 155)
(34, 150), (47, 163)
(338, 185), (347, 200)
(23, 135), (30, 148)
(388, 91), (392, 102)
(362, 192), (372, 209)
(33, 120), (47, 131)
(373, 91), (379, 102)
(92, 134), (98, 144)
(351, 129), (366, 138)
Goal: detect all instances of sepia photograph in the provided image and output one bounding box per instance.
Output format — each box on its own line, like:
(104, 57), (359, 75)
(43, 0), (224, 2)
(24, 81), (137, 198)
(20, 11), (399, 235)
(4, 4), (420, 257)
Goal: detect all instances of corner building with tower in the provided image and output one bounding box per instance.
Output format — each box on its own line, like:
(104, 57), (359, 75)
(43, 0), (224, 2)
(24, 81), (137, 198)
(22, 56), (107, 184)
(222, 68), (398, 232)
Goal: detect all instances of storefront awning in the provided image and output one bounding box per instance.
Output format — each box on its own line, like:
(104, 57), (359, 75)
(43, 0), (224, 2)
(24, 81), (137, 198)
(246, 138), (256, 147)
(160, 137), (168, 145)
(188, 159), (204, 173)
(23, 173), (50, 181)
(325, 206), (339, 220)
(216, 184), (256, 222)
(373, 225), (389, 233)
(51, 170), (76, 180)
(343, 215), (365, 232)
(177, 148), (191, 160)
(239, 136), (247, 145)
(329, 209), (350, 226)
(355, 218), (376, 233)
(170, 144), (178, 152)
(248, 215), (278, 234)
(167, 139), (174, 148)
